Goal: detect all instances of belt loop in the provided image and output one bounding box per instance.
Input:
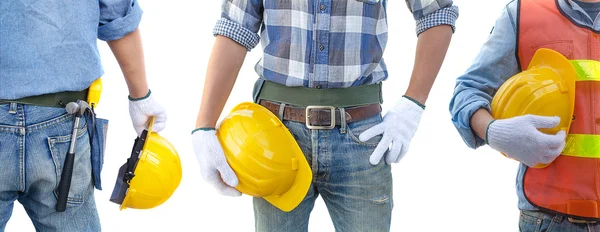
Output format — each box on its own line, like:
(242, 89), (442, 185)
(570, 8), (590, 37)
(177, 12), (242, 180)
(339, 108), (347, 134)
(253, 78), (266, 104)
(378, 82), (383, 104)
(553, 215), (563, 223)
(8, 103), (17, 114)
(278, 103), (286, 121)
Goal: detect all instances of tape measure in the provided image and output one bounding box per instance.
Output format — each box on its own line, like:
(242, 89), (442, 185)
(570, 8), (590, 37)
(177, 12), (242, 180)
(87, 78), (102, 108)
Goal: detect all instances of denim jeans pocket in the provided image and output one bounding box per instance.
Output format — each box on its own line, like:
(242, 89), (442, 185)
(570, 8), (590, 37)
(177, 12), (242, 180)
(48, 124), (93, 205)
(519, 210), (553, 232)
(90, 118), (108, 190)
(346, 114), (383, 146)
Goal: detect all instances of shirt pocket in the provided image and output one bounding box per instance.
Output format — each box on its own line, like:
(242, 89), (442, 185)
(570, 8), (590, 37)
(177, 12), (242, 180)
(530, 40), (574, 59)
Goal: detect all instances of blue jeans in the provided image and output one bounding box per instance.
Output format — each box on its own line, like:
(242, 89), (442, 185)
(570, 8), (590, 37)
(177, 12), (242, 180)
(253, 114), (393, 232)
(0, 103), (100, 231)
(519, 210), (600, 232)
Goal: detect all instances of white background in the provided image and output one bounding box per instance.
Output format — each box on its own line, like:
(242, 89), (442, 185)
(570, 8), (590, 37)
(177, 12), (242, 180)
(6, 0), (522, 231)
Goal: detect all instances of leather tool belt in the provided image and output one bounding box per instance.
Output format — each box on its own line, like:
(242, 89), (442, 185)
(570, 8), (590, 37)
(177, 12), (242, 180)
(259, 100), (381, 130)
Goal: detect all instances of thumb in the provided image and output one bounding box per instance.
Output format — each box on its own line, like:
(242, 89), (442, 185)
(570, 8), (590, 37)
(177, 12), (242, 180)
(217, 162), (239, 188)
(359, 124), (385, 142)
(151, 110), (168, 133)
(528, 115), (561, 129)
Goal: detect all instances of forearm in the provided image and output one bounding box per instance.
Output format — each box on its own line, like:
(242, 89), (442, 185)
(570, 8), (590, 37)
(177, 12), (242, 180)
(470, 108), (494, 141)
(404, 25), (453, 105)
(107, 28), (149, 98)
(195, 36), (247, 128)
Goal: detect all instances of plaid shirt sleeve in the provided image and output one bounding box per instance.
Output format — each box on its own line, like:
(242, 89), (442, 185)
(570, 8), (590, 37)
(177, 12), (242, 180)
(405, 0), (459, 35)
(213, 0), (263, 51)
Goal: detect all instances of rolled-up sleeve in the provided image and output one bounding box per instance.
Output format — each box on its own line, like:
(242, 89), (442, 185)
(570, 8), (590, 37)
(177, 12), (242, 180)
(406, 0), (459, 35)
(214, 0), (263, 51)
(98, 0), (142, 41)
(449, 4), (519, 149)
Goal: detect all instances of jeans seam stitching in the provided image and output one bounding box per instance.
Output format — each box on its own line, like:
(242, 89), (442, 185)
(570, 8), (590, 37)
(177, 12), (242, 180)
(18, 104), (25, 192)
(26, 114), (72, 133)
(0, 126), (20, 133)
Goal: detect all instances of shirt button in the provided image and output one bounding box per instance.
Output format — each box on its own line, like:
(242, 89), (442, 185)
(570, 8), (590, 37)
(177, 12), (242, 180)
(316, 84), (322, 89)
(320, 4), (326, 11)
(319, 44), (325, 51)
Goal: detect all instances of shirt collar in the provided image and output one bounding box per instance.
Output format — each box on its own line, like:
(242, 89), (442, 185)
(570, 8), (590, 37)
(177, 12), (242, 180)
(560, 0), (600, 29)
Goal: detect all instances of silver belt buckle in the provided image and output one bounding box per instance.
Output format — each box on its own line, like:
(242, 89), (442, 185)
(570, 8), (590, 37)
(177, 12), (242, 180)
(305, 106), (335, 130)
(568, 217), (597, 224)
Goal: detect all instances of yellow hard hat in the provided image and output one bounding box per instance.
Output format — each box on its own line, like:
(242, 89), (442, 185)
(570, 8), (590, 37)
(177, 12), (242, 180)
(491, 48), (576, 168)
(217, 102), (312, 212)
(110, 118), (182, 210)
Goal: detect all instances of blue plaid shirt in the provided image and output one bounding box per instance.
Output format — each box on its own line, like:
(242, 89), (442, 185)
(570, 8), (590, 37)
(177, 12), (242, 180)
(214, 0), (459, 88)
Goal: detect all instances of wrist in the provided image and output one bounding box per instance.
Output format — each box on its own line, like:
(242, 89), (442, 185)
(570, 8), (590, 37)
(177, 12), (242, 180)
(485, 120), (496, 145)
(196, 120), (217, 130)
(129, 89), (151, 101)
(192, 127), (216, 134)
(402, 95), (426, 109)
(403, 88), (427, 107)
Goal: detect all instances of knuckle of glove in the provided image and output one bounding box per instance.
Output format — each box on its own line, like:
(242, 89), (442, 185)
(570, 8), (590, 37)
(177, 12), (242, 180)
(522, 114), (536, 122)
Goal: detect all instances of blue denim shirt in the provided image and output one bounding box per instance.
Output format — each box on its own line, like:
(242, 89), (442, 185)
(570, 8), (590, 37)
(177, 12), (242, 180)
(449, 0), (600, 211)
(0, 0), (143, 100)
(214, 0), (459, 88)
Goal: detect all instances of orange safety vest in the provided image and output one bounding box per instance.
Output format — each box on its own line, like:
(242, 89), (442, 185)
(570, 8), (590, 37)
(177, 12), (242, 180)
(518, 0), (600, 220)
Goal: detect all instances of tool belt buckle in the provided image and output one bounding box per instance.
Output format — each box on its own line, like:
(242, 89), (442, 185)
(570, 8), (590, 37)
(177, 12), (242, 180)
(568, 217), (597, 224)
(305, 106), (335, 130)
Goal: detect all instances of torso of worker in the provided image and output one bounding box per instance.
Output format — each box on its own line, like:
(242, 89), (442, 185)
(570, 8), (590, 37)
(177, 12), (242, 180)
(0, 0), (142, 100)
(450, 0), (600, 212)
(214, 0), (458, 89)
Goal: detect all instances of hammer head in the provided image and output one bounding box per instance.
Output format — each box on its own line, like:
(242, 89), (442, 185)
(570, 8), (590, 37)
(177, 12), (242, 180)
(76, 100), (90, 116)
(65, 102), (80, 115)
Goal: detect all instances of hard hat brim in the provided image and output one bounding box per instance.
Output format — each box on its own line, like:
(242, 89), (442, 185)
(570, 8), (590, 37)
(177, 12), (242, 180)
(110, 129), (148, 210)
(109, 163), (129, 205)
(263, 144), (312, 212)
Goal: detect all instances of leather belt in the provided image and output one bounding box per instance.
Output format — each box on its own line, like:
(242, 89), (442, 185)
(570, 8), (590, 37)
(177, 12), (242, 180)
(259, 100), (381, 129)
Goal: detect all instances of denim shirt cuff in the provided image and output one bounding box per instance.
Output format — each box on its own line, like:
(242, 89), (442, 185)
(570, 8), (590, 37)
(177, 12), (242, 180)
(453, 100), (490, 149)
(213, 18), (260, 51)
(416, 5), (459, 36)
(97, 0), (143, 41)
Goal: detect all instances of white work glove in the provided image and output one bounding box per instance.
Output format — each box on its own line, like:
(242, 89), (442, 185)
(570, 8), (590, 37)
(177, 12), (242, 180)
(191, 129), (241, 197)
(128, 90), (167, 136)
(359, 96), (424, 165)
(487, 115), (567, 167)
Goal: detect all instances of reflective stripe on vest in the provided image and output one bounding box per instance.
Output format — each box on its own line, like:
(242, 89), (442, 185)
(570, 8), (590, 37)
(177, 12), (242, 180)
(563, 61), (600, 158)
(564, 134), (600, 158)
